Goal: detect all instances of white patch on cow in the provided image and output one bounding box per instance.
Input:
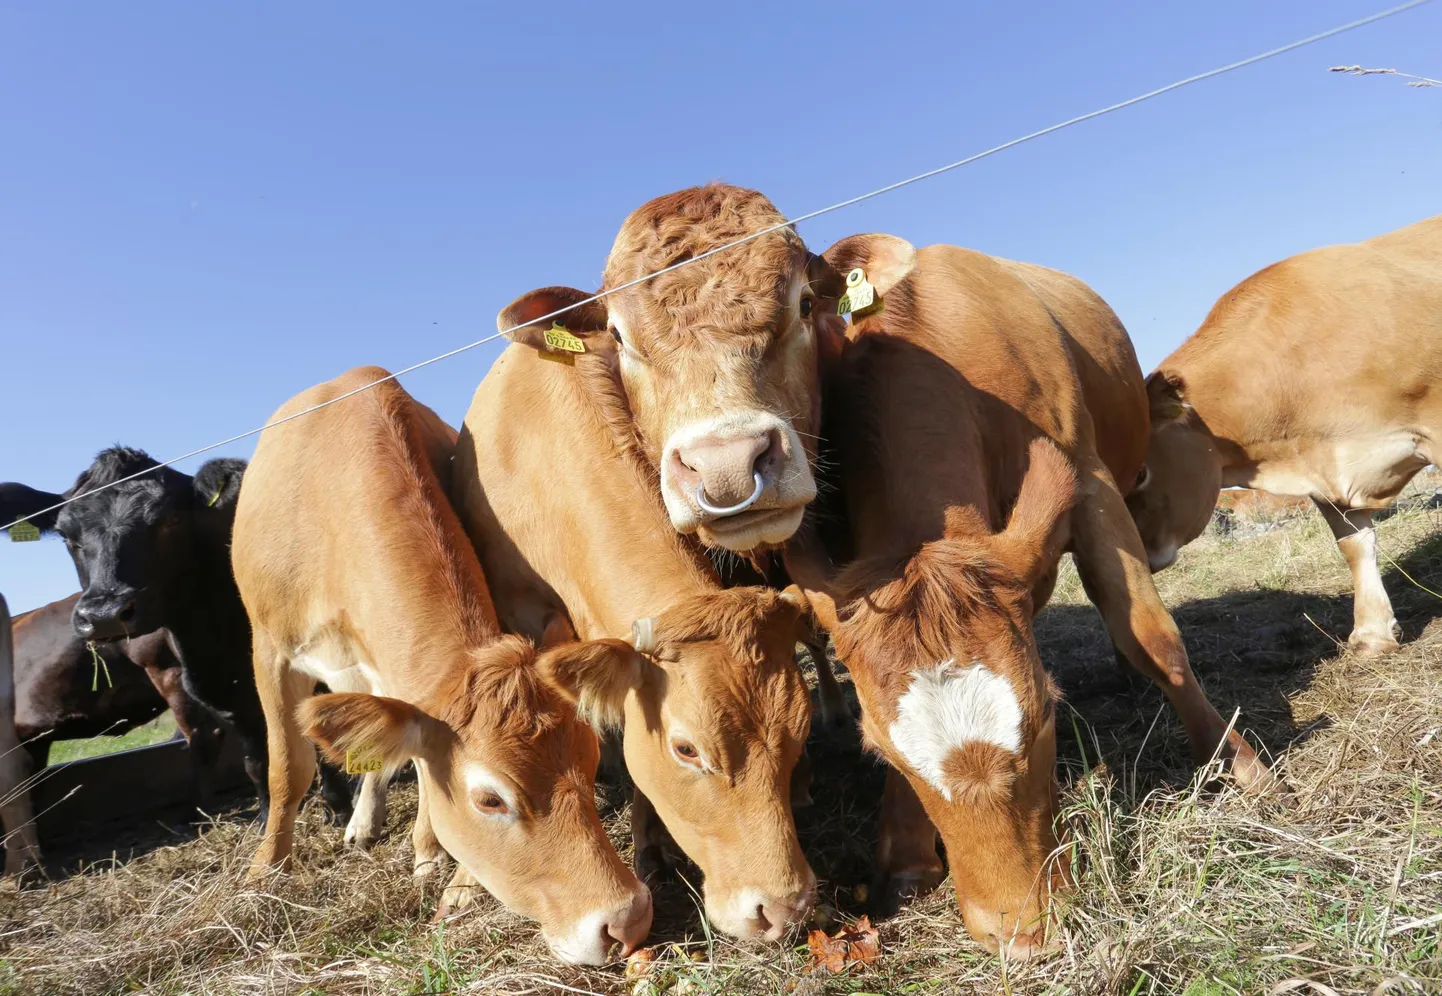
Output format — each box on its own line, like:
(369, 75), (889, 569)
(292, 649), (382, 695)
(1237, 431), (1426, 506)
(888, 660), (1023, 803)
(463, 763), (519, 823)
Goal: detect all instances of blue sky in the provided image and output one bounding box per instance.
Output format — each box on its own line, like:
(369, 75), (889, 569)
(2, 1), (1439, 611)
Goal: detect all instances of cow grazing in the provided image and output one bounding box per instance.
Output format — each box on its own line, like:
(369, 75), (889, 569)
(452, 339), (818, 942)
(1128, 214), (1442, 655)
(787, 241), (1274, 958)
(1, 452), (353, 823)
(13, 594), (222, 773)
(0, 593), (42, 875)
(233, 368), (652, 965)
(501, 184), (827, 553)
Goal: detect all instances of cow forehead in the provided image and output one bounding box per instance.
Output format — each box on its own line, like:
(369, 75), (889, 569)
(59, 479), (172, 533)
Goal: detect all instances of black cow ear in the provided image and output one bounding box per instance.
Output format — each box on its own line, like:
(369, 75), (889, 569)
(0, 483), (64, 535)
(193, 459), (247, 510)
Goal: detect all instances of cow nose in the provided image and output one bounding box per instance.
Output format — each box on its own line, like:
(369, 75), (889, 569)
(73, 596), (136, 640)
(962, 901), (1059, 961)
(604, 885), (653, 958)
(711, 875), (816, 942)
(549, 884), (653, 965)
(671, 429), (783, 514)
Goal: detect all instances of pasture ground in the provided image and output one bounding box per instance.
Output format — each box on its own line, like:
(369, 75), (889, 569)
(2, 501), (1439, 995)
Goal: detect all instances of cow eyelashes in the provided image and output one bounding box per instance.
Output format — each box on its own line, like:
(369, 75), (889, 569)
(799, 297), (814, 319)
(610, 327), (623, 346)
(473, 790), (509, 815)
(670, 738), (703, 768)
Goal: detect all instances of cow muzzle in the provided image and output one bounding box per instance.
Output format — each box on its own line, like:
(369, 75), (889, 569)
(705, 873), (817, 943)
(72, 589), (142, 641)
(660, 415), (816, 549)
(543, 881), (654, 965)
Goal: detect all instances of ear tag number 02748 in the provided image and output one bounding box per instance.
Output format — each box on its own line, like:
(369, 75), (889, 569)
(8, 521), (41, 542)
(836, 268), (879, 319)
(345, 747), (385, 775)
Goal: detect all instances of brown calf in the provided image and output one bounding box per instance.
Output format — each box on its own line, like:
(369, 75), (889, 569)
(452, 339), (818, 942)
(788, 242), (1274, 958)
(232, 368), (651, 965)
(1128, 214), (1442, 655)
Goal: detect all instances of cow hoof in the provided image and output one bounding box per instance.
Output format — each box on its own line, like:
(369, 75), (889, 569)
(872, 867), (945, 918)
(434, 871), (485, 921)
(413, 857), (443, 884)
(345, 829), (381, 851)
(1348, 633), (1401, 657)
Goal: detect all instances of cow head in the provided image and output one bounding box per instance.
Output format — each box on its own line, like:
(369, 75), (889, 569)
(1126, 371), (1224, 572)
(33, 448), (246, 641)
(564, 586), (817, 941)
(791, 440), (1077, 959)
(303, 635), (652, 965)
(502, 185), (874, 554)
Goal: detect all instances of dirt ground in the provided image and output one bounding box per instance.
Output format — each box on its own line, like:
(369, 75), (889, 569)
(2, 502), (1439, 995)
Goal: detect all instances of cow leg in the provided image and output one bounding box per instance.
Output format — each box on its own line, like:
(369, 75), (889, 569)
(804, 637), (850, 730)
(873, 768), (945, 916)
(631, 788), (670, 886)
(0, 600), (41, 876)
(434, 863), (487, 920)
(148, 664), (222, 809)
(1313, 500), (1401, 655)
(318, 761), (355, 827)
(247, 646), (315, 878)
(411, 769), (445, 882)
(344, 771), (387, 850)
(1070, 464), (1274, 791)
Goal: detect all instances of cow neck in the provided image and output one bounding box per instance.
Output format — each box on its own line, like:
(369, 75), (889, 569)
(349, 412), (504, 706)
(160, 522), (251, 676)
(558, 347), (718, 638)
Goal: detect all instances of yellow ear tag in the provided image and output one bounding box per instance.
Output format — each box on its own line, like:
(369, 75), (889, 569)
(542, 322), (586, 354)
(206, 489), (222, 508)
(345, 746), (385, 775)
(836, 267), (879, 319)
(536, 348), (575, 366)
(8, 521), (41, 543)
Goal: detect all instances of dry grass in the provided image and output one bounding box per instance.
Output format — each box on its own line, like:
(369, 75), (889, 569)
(2, 504), (1440, 995)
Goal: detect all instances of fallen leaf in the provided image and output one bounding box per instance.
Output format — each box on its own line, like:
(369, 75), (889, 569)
(806, 915), (882, 974)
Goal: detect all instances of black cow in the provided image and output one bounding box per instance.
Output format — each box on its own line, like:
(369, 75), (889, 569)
(2, 448), (353, 824)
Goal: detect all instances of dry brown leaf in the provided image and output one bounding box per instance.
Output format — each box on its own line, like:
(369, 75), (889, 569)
(806, 914), (882, 974)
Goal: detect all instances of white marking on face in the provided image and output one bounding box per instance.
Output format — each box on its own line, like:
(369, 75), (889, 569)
(463, 763), (520, 823)
(888, 660), (1024, 802)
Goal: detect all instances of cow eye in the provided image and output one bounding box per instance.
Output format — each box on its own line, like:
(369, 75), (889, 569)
(799, 297), (813, 319)
(1135, 465), (1152, 491)
(671, 739), (703, 767)
(473, 790), (509, 815)
(610, 327), (623, 346)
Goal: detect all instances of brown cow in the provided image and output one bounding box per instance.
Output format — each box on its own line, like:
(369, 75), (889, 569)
(451, 337), (819, 942)
(502, 184), (829, 553)
(1128, 214), (1442, 655)
(233, 368), (652, 965)
(787, 242), (1274, 958)
(0, 593), (41, 876)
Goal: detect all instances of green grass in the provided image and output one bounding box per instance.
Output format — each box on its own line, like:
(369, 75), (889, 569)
(45, 713), (180, 765)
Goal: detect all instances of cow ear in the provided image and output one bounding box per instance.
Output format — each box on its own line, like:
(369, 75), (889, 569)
(821, 234), (917, 297)
(499, 286), (610, 350)
(300, 693), (427, 777)
(993, 438), (1078, 585)
(538, 638), (645, 731)
(1146, 370), (1189, 425)
(193, 459), (246, 510)
(0, 484), (63, 535)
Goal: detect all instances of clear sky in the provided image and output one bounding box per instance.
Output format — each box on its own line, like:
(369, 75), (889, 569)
(2, 1), (1439, 612)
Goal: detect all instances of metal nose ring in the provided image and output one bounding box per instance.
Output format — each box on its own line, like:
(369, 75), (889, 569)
(695, 472), (765, 516)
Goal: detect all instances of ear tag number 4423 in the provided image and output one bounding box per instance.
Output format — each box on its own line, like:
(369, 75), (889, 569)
(345, 746), (385, 775)
(836, 268), (879, 319)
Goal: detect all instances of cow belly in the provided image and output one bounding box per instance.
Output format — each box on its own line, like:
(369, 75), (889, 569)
(291, 651), (382, 695)
(1237, 430), (1429, 506)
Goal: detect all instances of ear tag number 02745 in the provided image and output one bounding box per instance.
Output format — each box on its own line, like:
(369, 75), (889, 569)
(345, 747), (385, 775)
(836, 268), (879, 319)
(542, 322), (586, 354)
